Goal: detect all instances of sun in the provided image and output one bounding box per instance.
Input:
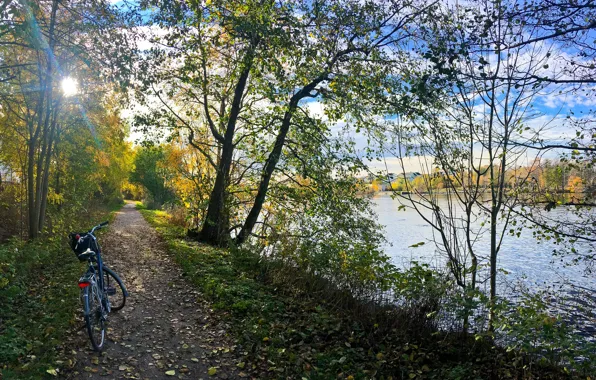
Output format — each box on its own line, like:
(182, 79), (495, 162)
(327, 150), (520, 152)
(61, 77), (78, 97)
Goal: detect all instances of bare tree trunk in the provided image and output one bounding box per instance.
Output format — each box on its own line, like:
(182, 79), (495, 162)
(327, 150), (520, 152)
(38, 121), (57, 231)
(34, 118), (48, 231)
(197, 51), (255, 246)
(55, 139), (62, 212)
(27, 148), (38, 238)
(26, 0), (59, 239)
(38, 2), (59, 233)
(234, 109), (294, 246)
(488, 206), (498, 329)
(235, 76), (327, 245)
(27, 57), (47, 239)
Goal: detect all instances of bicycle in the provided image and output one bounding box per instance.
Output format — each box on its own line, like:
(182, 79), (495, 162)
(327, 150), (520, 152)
(69, 221), (128, 351)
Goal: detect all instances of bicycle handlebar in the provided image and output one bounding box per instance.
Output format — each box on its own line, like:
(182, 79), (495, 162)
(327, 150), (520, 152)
(89, 221), (109, 235)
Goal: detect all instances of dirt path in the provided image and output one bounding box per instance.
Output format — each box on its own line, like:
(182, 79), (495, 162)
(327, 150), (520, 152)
(68, 202), (244, 379)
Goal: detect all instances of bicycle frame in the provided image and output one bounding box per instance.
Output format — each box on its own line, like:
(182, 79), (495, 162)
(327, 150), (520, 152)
(75, 220), (128, 351)
(78, 224), (110, 313)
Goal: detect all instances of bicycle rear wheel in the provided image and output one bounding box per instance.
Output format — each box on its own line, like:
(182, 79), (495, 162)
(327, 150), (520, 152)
(103, 266), (127, 311)
(82, 283), (105, 351)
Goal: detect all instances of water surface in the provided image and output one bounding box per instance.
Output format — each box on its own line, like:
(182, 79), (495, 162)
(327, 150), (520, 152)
(371, 192), (596, 291)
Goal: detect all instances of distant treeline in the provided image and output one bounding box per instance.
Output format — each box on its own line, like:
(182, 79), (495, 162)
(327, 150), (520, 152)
(366, 159), (596, 194)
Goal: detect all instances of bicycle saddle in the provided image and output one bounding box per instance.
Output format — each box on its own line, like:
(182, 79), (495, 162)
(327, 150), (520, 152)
(78, 248), (97, 261)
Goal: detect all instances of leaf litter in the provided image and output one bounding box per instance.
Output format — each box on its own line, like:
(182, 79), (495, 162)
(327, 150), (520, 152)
(62, 202), (242, 379)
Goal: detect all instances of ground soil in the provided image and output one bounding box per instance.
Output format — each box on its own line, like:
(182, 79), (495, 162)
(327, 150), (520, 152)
(67, 202), (244, 379)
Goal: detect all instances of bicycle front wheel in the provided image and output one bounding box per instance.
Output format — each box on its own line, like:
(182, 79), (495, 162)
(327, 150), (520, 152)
(103, 266), (127, 311)
(82, 283), (105, 351)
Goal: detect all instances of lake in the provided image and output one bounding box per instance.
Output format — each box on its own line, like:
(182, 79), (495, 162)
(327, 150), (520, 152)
(370, 192), (596, 292)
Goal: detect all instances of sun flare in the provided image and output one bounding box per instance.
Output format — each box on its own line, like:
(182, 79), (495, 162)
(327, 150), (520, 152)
(61, 77), (78, 96)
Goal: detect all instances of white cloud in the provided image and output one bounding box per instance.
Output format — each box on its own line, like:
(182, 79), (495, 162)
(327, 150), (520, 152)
(304, 100), (326, 120)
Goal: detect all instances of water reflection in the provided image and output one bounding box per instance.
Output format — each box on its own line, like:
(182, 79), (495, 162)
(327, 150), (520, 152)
(371, 192), (596, 291)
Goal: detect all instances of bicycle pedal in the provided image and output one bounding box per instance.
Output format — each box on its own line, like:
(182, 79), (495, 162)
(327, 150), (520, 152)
(106, 287), (116, 296)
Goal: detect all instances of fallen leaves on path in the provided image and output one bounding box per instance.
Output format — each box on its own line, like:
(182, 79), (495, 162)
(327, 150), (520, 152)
(63, 202), (243, 379)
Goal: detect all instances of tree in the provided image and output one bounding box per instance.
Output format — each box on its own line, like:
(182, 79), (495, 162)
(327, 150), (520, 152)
(566, 175), (584, 193)
(135, 0), (281, 244)
(136, 0), (430, 246)
(0, 0), (133, 238)
(165, 136), (215, 229)
(232, 0), (429, 245)
(130, 146), (176, 209)
(377, 0), (582, 329)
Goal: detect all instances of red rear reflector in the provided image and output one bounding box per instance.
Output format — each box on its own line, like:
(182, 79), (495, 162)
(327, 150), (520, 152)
(78, 282), (90, 288)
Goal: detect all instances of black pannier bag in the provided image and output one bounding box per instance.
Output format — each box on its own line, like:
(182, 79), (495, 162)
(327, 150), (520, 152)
(69, 233), (98, 260)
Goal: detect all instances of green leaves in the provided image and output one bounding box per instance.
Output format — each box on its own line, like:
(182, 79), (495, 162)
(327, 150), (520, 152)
(130, 146), (177, 209)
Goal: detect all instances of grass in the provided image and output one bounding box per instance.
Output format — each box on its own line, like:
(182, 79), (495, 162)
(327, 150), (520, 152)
(139, 207), (572, 380)
(0, 202), (123, 379)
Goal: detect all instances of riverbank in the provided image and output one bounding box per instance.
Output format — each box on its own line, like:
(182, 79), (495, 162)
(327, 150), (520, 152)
(138, 205), (576, 379)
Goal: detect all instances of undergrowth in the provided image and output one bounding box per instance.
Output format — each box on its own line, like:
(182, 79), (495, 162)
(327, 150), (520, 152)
(0, 202), (123, 379)
(139, 206), (573, 380)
